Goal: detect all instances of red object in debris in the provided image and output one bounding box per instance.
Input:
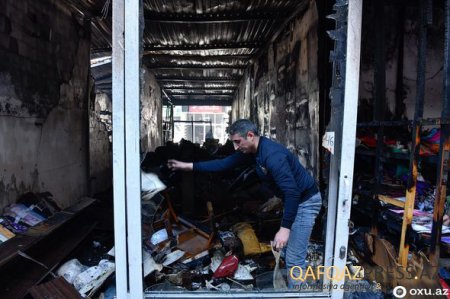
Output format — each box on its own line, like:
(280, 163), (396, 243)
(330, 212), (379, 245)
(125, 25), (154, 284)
(212, 255), (239, 278)
(439, 278), (450, 299)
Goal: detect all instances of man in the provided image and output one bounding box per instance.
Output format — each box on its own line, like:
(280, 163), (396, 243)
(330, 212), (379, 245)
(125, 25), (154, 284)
(168, 119), (322, 288)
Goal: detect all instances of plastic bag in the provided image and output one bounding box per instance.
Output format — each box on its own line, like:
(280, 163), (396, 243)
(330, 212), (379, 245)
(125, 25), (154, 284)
(271, 241), (287, 289)
(141, 172), (166, 200)
(73, 259), (115, 296)
(57, 259), (87, 284)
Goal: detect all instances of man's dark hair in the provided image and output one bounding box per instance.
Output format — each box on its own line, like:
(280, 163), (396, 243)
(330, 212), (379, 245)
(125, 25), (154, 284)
(228, 119), (259, 137)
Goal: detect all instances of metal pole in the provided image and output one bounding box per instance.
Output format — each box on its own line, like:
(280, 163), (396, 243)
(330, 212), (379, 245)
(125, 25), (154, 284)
(210, 120), (212, 138)
(125, 0), (143, 297)
(323, 0), (348, 287)
(171, 105), (174, 141)
(112, 0), (128, 298)
(191, 116), (194, 143)
(331, 0), (362, 298)
(430, 0), (450, 266)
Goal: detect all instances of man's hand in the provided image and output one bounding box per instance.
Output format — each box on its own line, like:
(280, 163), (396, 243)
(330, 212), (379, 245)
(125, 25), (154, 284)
(273, 227), (290, 250)
(167, 159), (193, 171)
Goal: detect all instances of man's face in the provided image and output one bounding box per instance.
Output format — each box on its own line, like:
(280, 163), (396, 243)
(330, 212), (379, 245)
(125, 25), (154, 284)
(230, 132), (255, 153)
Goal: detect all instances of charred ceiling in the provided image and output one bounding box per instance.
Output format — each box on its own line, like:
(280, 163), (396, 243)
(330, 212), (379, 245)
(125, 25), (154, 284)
(70, 0), (310, 105)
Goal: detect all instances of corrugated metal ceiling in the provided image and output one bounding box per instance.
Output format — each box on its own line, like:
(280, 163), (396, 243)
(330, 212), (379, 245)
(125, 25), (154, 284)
(68, 0), (309, 105)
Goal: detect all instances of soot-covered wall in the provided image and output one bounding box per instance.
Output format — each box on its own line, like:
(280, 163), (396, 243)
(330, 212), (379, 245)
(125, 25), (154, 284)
(0, 0), (91, 210)
(88, 66), (163, 195)
(89, 92), (112, 195)
(141, 67), (162, 153)
(232, 0), (320, 179)
(359, 1), (445, 121)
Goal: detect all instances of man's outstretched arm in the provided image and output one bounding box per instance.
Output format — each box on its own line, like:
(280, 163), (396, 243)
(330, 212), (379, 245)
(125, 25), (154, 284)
(168, 151), (249, 173)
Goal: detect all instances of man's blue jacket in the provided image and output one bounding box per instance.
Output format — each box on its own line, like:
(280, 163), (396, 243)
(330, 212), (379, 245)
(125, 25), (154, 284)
(193, 136), (319, 229)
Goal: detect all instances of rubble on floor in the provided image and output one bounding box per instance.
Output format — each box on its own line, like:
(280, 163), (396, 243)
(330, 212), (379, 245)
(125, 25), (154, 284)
(15, 186), (381, 297)
(45, 256), (116, 298)
(0, 194), (98, 298)
(18, 140), (383, 297)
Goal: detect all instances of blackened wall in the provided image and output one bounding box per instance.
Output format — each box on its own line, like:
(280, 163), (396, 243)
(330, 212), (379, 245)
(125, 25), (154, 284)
(88, 65), (163, 195)
(89, 92), (112, 195)
(141, 67), (162, 153)
(359, 1), (444, 121)
(0, 0), (91, 210)
(232, 1), (320, 179)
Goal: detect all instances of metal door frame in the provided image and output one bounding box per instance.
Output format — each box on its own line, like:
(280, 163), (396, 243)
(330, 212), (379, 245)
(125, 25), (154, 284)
(112, 0), (363, 298)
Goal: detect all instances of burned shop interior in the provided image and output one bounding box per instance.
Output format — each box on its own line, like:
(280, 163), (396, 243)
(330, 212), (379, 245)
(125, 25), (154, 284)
(0, 0), (450, 298)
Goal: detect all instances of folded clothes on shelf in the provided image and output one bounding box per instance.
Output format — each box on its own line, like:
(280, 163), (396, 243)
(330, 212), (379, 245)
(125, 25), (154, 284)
(389, 209), (431, 217)
(412, 222), (450, 234)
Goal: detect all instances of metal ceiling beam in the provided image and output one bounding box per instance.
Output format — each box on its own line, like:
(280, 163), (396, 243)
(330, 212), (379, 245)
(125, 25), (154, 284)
(162, 86), (238, 90)
(143, 49), (257, 56)
(156, 77), (240, 82)
(95, 82), (112, 88)
(144, 11), (287, 23)
(144, 42), (263, 51)
(93, 47), (257, 54)
(143, 54), (253, 59)
(92, 73), (112, 82)
(163, 98), (232, 106)
(94, 79), (112, 86)
(167, 94), (235, 97)
(92, 48), (113, 54)
(94, 43), (262, 53)
(96, 88), (112, 93)
(166, 92), (235, 96)
(148, 65), (247, 70)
